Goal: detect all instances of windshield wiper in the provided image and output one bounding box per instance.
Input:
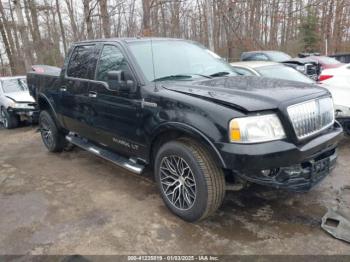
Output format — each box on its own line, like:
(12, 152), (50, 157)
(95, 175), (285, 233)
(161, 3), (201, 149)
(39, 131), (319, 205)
(153, 74), (212, 82)
(153, 74), (193, 82)
(210, 71), (231, 77)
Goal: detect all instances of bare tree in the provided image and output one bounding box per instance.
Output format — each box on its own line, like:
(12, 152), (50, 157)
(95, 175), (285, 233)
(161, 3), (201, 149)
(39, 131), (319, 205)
(0, 16), (16, 74)
(13, 0), (32, 70)
(1, 0), (350, 75)
(100, 0), (110, 38)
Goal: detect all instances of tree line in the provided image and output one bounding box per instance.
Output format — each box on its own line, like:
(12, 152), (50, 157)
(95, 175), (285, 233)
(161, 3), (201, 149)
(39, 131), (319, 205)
(0, 0), (350, 76)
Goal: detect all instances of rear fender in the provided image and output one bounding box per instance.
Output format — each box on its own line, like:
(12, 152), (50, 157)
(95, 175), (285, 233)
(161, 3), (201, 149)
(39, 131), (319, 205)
(38, 93), (63, 128)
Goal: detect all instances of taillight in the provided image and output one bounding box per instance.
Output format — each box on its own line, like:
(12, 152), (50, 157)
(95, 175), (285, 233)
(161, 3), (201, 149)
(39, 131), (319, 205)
(32, 66), (44, 73)
(319, 75), (333, 81)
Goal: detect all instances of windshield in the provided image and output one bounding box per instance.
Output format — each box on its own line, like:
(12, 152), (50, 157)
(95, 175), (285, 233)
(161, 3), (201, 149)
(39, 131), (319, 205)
(1, 78), (28, 93)
(268, 52), (292, 62)
(128, 40), (237, 81)
(256, 65), (315, 84)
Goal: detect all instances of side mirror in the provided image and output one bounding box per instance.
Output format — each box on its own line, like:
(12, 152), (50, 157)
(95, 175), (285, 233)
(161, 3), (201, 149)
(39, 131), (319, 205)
(124, 80), (137, 93)
(107, 70), (122, 82)
(107, 70), (137, 93)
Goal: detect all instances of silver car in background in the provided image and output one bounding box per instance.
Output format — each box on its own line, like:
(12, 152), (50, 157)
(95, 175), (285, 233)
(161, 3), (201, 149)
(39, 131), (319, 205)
(0, 76), (38, 129)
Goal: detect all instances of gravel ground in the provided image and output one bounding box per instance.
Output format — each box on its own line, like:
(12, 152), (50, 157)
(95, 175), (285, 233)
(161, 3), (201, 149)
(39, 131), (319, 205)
(0, 125), (349, 255)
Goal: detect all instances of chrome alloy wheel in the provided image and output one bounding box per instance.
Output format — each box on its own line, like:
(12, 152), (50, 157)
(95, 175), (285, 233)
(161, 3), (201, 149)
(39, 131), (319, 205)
(0, 108), (8, 128)
(40, 118), (54, 148)
(160, 156), (197, 210)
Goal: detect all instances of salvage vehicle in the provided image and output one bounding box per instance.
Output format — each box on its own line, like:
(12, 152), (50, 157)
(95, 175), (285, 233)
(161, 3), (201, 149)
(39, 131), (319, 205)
(231, 61), (349, 135)
(319, 64), (350, 134)
(230, 61), (315, 83)
(305, 56), (344, 70)
(240, 50), (320, 80)
(0, 76), (38, 129)
(27, 38), (342, 222)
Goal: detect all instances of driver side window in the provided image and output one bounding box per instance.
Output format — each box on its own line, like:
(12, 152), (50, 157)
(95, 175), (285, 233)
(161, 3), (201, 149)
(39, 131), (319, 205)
(96, 45), (132, 82)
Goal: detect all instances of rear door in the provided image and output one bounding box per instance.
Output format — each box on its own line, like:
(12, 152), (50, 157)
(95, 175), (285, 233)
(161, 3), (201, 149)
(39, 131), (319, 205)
(61, 44), (99, 139)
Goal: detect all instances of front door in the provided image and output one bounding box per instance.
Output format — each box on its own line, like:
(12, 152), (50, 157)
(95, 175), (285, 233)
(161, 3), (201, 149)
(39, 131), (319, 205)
(89, 44), (146, 158)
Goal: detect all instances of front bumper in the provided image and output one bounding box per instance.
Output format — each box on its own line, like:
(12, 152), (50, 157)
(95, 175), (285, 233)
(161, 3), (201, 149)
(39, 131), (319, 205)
(8, 107), (39, 121)
(217, 122), (343, 191)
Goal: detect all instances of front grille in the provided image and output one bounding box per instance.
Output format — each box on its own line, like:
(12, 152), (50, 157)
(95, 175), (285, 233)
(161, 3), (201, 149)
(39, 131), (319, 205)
(305, 63), (318, 80)
(287, 97), (334, 139)
(305, 64), (316, 75)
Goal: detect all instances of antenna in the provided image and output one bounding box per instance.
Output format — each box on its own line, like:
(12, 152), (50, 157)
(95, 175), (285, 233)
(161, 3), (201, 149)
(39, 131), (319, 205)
(150, 38), (158, 91)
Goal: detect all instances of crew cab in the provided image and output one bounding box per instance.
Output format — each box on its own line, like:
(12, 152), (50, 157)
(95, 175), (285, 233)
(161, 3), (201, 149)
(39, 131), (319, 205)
(27, 38), (342, 222)
(0, 76), (38, 129)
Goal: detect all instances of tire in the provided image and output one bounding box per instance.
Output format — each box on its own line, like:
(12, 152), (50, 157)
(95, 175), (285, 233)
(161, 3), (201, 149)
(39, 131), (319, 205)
(39, 110), (66, 152)
(1, 107), (19, 129)
(155, 138), (225, 222)
(344, 122), (350, 136)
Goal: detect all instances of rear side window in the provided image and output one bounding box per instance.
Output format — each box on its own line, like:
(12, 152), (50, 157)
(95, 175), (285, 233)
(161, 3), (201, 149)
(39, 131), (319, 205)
(67, 45), (97, 79)
(251, 54), (269, 61)
(243, 53), (269, 61)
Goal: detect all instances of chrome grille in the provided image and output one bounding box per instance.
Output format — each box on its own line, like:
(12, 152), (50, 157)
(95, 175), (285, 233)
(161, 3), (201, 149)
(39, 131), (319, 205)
(287, 97), (334, 139)
(305, 63), (319, 80)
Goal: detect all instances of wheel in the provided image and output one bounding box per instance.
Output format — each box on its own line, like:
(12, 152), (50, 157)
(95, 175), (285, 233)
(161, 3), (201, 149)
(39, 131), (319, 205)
(344, 121), (350, 136)
(39, 110), (66, 152)
(155, 138), (225, 222)
(0, 107), (19, 129)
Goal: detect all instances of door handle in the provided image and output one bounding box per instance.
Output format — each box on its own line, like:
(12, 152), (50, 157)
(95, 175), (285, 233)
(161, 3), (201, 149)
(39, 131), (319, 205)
(88, 91), (98, 98)
(60, 87), (67, 92)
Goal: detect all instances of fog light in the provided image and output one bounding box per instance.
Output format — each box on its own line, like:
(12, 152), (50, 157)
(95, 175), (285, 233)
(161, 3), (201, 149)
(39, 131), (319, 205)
(261, 168), (280, 178)
(261, 169), (271, 176)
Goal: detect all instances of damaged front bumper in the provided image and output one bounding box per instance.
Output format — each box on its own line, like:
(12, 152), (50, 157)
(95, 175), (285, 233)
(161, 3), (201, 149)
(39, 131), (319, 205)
(234, 147), (337, 191)
(8, 107), (39, 122)
(218, 122), (343, 192)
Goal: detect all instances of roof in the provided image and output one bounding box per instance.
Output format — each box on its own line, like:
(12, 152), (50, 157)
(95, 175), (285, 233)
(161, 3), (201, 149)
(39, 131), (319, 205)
(241, 50), (287, 54)
(75, 37), (185, 45)
(230, 61), (280, 68)
(330, 53), (350, 57)
(0, 76), (26, 80)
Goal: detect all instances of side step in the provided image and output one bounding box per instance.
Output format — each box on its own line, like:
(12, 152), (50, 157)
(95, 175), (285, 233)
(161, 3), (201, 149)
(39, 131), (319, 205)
(66, 134), (145, 174)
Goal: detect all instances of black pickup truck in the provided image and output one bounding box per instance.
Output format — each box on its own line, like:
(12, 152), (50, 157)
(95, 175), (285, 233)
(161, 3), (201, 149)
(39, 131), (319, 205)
(27, 38), (342, 222)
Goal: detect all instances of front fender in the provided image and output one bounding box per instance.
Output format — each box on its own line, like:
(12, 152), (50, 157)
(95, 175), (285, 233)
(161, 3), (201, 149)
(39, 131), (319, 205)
(150, 122), (227, 168)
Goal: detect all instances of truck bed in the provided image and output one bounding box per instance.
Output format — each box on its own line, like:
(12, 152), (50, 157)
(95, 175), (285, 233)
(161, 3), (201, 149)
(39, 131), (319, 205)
(27, 65), (61, 99)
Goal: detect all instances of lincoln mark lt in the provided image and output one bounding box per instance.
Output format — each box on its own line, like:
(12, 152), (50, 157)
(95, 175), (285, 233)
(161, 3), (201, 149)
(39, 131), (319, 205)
(27, 38), (343, 221)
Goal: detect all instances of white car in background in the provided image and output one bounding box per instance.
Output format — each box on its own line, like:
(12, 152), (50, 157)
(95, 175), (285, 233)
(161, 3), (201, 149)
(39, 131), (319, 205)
(319, 64), (350, 134)
(0, 76), (38, 129)
(230, 61), (316, 83)
(231, 61), (350, 134)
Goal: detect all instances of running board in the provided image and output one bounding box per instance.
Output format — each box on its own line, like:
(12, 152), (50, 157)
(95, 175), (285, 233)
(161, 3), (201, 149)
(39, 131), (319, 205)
(66, 134), (145, 174)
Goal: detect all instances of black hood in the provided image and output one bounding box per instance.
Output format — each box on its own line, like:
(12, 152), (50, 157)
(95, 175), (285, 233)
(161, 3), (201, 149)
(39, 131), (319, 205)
(163, 76), (329, 112)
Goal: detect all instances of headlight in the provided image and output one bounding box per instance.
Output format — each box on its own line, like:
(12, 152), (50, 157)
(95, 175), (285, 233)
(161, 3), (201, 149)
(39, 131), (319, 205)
(12, 103), (34, 109)
(296, 65), (305, 72)
(229, 114), (286, 143)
